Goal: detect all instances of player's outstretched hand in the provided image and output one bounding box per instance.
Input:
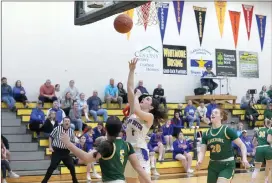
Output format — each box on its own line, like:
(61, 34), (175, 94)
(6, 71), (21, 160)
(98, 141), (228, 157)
(129, 58), (138, 71)
(242, 159), (250, 169)
(60, 132), (70, 145)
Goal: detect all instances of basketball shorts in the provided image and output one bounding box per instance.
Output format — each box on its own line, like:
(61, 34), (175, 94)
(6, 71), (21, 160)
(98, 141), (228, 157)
(255, 146), (272, 163)
(124, 148), (151, 178)
(207, 160), (235, 183)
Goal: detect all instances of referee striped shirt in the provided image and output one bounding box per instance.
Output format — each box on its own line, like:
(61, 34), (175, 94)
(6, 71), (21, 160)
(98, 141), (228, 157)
(50, 125), (75, 149)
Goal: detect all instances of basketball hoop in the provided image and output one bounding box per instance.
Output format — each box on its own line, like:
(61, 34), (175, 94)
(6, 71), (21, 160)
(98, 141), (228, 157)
(136, 2), (159, 26)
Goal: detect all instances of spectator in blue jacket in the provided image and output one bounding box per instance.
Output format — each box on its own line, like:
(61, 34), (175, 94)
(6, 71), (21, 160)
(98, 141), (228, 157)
(135, 80), (149, 94)
(13, 80), (29, 108)
(148, 128), (166, 161)
(87, 90), (108, 122)
(104, 78), (123, 109)
(171, 112), (183, 136)
(92, 122), (106, 141)
(239, 130), (255, 167)
(29, 101), (45, 137)
(172, 131), (194, 174)
(184, 100), (200, 128)
(206, 99), (218, 119)
(162, 120), (173, 151)
(201, 65), (218, 94)
(1, 77), (16, 111)
(83, 127), (94, 151)
(46, 100), (66, 124)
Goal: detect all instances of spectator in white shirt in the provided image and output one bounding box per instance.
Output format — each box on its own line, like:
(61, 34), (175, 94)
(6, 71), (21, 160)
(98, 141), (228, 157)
(63, 80), (79, 101)
(196, 100), (207, 123)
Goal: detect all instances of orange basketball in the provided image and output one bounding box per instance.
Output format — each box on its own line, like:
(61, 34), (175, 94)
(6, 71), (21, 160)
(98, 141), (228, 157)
(114, 14), (133, 34)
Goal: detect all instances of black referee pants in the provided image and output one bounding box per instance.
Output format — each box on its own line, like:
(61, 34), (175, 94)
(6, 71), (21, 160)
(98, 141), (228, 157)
(42, 147), (78, 183)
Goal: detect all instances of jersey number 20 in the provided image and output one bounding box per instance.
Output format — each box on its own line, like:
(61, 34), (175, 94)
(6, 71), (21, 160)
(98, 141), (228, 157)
(259, 131), (266, 138)
(210, 144), (221, 153)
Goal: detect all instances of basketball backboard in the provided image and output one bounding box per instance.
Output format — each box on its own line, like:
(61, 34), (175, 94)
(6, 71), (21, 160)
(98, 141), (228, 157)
(74, 1), (147, 26)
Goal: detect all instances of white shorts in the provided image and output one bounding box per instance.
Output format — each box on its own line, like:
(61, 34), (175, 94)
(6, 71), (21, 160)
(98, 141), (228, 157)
(104, 180), (125, 183)
(124, 148), (151, 178)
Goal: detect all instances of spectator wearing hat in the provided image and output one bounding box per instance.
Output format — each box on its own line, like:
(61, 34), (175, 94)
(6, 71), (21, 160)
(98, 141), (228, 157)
(264, 103), (272, 120)
(201, 65), (218, 94)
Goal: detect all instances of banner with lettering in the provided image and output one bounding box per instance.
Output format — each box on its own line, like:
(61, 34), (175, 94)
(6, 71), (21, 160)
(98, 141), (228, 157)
(193, 6), (207, 46)
(163, 45), (187, 75)
(173, 1), (184, 35)
(256, 15), (267, 51)
(229, 11), (241, 48)
(215, 49), (237, 77)
(140, 2), (151, 31)
(214, 1), (227, 38)
(190, 48), (214, 76)
(239, 51), (259, 78)
(125, 9), (135, 40)
(157, 3), (169, 43)
(242, 4), (254, 40)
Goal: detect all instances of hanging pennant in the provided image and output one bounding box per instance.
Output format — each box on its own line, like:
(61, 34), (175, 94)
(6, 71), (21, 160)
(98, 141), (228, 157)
(157, 3), (169, 43)
(256, 15), (267, 51)
(214, 0), (227, 38)
(229, 11), (241, 48)
(193, 6), (207, 46)
(242, 4), (254, 40)
(125, 9), (135, 40)
(173, 1), (184, 35)
(140, 2), (151, 31)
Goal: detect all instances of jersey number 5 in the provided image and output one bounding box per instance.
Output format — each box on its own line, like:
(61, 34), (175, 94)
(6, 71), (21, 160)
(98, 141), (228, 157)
(210, 144), (221, 153)
(259, 131), (266, 138)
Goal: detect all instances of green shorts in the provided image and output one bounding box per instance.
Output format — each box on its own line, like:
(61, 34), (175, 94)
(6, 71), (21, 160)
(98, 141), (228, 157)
(207, 160), (235, 183)
(255, 146), (272, 163)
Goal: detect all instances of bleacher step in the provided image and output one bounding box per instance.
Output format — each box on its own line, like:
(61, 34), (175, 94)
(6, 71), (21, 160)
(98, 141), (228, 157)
(9, 142), (38, 152)
(14, 170), (60, 176)
(1, 111), (18, 119)
(10, 160), (51, 171)
(2, 126), (27, 135)
(1, 118), (22, 127)
(10, 151), (45, 161)
(4, 134), (32, 143)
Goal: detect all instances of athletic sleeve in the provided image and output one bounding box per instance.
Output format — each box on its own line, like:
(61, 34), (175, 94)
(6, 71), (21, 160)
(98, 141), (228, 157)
(225, 126), (239, 141)
(127, 142), (135, 156)
(201, 131), (208, 145)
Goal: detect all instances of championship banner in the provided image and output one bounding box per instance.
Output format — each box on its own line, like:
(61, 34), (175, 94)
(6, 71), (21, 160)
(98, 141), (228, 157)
(173, 1), (184, 35)
(190, 48), (213, 76)
(242, 4), (254, 40)
(125, 9), (135, 40)
(229, 11), (241, 48)
(256, 15), (267, 51)
(215, 49), (237, 77)
(193, 6), (207, 46)
(214, 1), (227, 38)
(157, 3), (169, 43)
(163, 45), (187, 75)
(140, 2), (151, 31)
(239, 51), (259, 78)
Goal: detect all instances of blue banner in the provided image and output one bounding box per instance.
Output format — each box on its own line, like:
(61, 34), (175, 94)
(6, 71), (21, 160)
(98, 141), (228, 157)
(173, 1), (184, 35)
(158, 3), (169, 43)
(256, 14), (266, 51)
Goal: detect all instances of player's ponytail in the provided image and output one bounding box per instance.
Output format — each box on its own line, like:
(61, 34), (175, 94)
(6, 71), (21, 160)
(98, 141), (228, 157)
(150, 98), (168, 127)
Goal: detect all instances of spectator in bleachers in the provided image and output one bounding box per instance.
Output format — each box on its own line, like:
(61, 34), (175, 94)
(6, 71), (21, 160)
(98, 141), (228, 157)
(148, 143), (160, 176)
(264, 102), (272, 120)
(172, 112), (183, 136)
(153, 84), (167, 108)
(83, 127), (94, 151)
(92, 122), (106, 141)
(1, 136), (10, 161)
(42, 110), (58, 138)
(184, 100), (200, 128)
(206, 99), (217, 119)
(47, 100), (66, 124)
(117, 82), (128, 103)
(87, 90), (108, 122)
(259, 85), (271, 104)
(77, 93), (91, 122)
(245, 101), (259, 129)
(54, 84), (61, 103)
(174, 103), (183, 119)
(69, 101), (84, 132)
(201, 65), (218, 94)
(239, 130), (255, 167)
(267, 85), (272, 99)
(38, 79), (57, 105)
(162, 120), (173, 151)
(236, 122), (244, 137)
(63, 80), (79, 100)
(173, 131), (194, 174)
(134, 80), (149, 94)
(196, 100), (207, 123)
(29, 100), (46, 138)
(104, 78), (123, 109)
(13, 80), (29, 108)
(149, 128), (166, 161)
(61, 92), (73, 116)
(240, 91), (251, 109)
(1, 77), (16, 112)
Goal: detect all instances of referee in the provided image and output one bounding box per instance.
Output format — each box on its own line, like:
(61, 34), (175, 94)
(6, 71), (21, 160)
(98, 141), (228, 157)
(41, 117), (78, 183)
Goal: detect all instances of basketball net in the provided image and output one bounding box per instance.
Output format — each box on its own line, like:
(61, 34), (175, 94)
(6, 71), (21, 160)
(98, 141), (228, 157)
(136, 2), (159, 29)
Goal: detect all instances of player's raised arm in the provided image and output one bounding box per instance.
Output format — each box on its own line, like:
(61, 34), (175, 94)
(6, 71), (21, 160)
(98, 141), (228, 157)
(127, 58), (137, 115)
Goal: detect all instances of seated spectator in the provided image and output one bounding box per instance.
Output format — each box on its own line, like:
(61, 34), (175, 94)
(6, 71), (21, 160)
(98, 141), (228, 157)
(69, 101), (84, 132)
(200, 65), (218, 94)
(134, 80), (149, 94)
(173, 131), (194, 174)
(148, 128), (166, 161)
(259, 85), (271, 104)
(1, 77), (16, 111)
(239, 130), (255, 167)
(240, 91), (251, 109)
(147, 143), (160, 176)
(171, 112), (183, 136)
(13, 80), (29, 108)
(117, 82), (128, 103)
(206, 99), (217, 119)
(29, 101), (46, 138)
(174, 104), (183, 118)
(63, 80), (79, 101)
(47, 100), (66, 124)
(54, 84), (61, 103)
(93, 122), (106, 141)
(87, 90), (108, 122)
(196, 100), (207, 123)
(42, 110), (58, 138)
(264, 103), (272, 120)
(104, 78), (123, 109)
(245, 101), (259, 129)
(83, 127), (95, 151)
(61, 92), (73, 116)
(153, 84), (167, 108)
(236, 122), (244, 137)
(267, 85), (272, 99)
(38, 79), (57, 105)
(162, 120), (173, 151)
(184, 100), (200, 128)
(77, 93), (91, 121)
